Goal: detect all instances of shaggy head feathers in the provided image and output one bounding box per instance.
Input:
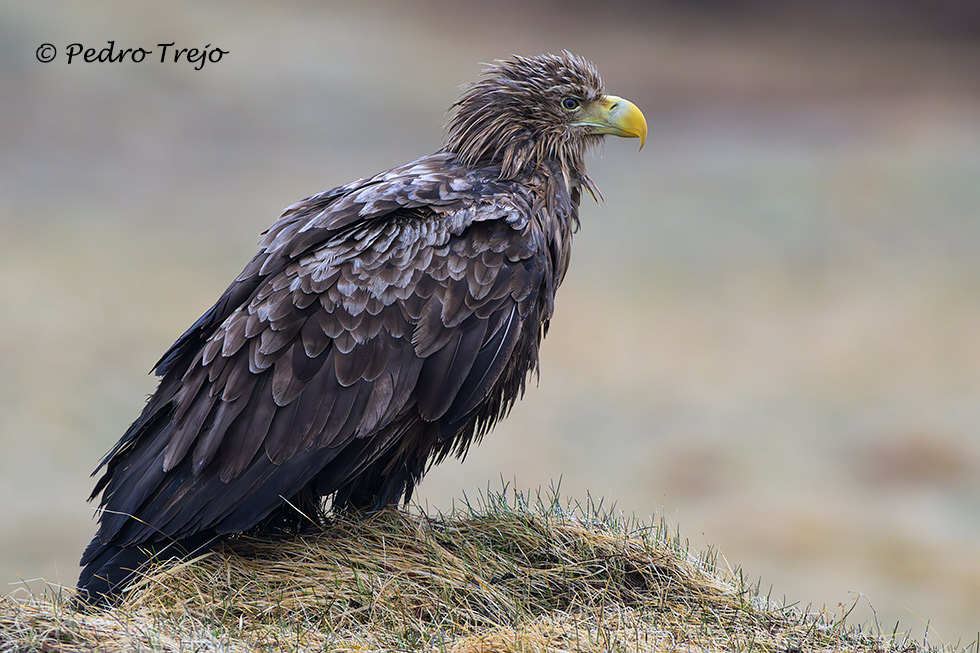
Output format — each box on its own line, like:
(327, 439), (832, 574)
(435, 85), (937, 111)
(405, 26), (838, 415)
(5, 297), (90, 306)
(445, 52), (606, 180)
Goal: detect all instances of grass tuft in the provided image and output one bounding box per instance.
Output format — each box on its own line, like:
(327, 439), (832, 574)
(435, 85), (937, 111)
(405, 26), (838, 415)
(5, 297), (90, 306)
(0, 487), (965, 652)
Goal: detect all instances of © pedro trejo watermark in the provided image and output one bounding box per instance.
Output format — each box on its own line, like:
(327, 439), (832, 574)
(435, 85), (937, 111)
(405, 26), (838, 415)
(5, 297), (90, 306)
(36, 41), (229, 70)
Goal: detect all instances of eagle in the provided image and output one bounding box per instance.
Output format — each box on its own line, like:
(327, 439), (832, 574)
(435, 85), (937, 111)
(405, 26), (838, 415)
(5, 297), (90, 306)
(77, 51), (646, 604)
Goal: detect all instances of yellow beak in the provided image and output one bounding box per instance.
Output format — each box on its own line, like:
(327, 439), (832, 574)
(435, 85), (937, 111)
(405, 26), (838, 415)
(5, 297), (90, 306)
(572, 95), (647, 150)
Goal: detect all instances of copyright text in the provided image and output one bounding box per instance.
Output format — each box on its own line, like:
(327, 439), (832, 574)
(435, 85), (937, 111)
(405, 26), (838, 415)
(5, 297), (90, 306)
(36, 41), (229, 70)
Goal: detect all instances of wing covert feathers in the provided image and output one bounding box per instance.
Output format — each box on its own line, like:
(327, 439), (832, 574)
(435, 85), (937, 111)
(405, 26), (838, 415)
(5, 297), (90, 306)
(86, 154), (575, 559)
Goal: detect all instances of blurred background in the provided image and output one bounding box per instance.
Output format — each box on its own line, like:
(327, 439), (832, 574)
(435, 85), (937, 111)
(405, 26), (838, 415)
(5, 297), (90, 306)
(2, 0), (979, 644)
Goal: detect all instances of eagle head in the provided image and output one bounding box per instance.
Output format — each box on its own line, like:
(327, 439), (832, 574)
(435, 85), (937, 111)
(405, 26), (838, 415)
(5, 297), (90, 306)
(445, 51), (647, 180)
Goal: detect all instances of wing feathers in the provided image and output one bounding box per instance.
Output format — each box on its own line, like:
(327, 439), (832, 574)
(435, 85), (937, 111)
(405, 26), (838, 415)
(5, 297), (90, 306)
(87, 153), (559, 568)
(164, 381), (215, 472)
(449, 305), (522, 421)
(229, 376), (278, 473)
(335, 341), (374, 387)
(264, 396), (302, 464)
(417, 314), (489, 420)
(218, 376), (276, 481)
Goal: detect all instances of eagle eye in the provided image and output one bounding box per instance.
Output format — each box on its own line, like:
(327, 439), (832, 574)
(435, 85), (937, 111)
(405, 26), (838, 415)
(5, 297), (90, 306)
(561, 97), (581, 111)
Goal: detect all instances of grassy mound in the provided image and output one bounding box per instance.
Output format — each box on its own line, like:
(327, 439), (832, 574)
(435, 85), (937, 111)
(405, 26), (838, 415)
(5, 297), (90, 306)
(0, 489), (952, 652)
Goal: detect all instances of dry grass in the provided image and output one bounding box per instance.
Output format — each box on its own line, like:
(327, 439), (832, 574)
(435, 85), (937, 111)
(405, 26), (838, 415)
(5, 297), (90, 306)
(0, 489), (959, 652)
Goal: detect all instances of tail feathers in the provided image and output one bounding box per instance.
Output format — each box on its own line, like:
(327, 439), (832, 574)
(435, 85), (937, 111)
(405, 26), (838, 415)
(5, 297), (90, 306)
(76, 533), (216, 607)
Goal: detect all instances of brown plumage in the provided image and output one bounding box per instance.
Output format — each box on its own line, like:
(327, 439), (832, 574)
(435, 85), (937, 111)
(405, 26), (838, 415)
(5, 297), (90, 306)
(77, 51), (646, 604)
